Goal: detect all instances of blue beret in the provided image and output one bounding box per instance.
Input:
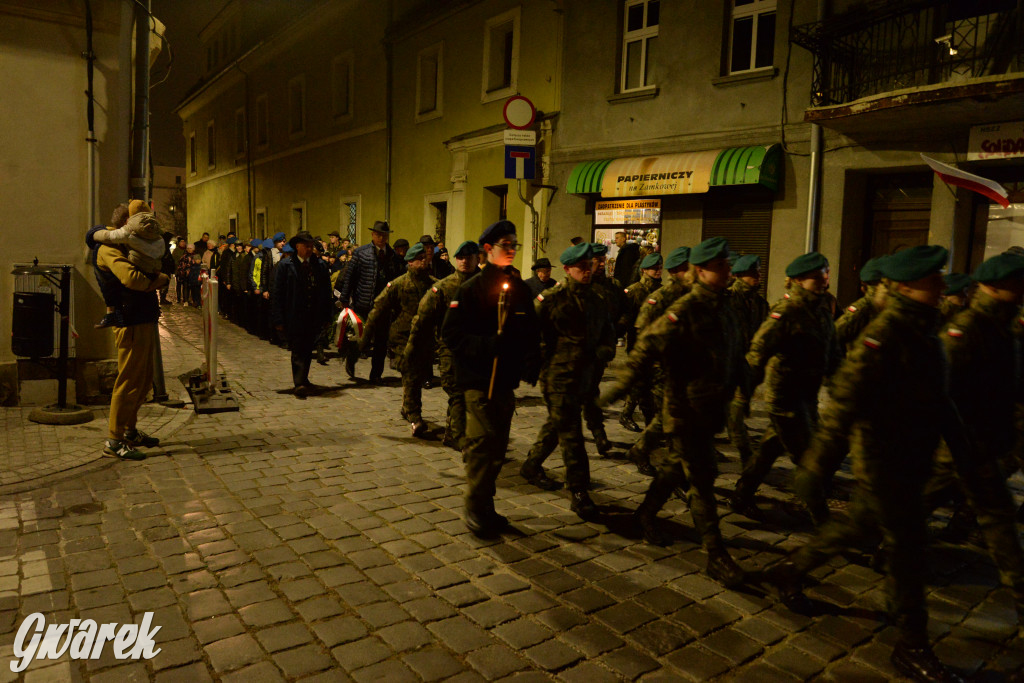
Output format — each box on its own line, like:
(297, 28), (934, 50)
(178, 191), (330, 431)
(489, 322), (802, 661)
(404, 241), (426, 262)
(731, 254), (760, 274)
(880, 245), (948, 282)
(859, 256), (887, 283)
(785, 252), (829, 278)
(282, 243), (294, 254)
(664, 247), (691, 271)
(590, 243), (608, 256)
(640, 253), (663, 270)
(262, 238), (275, 249)
(272, 232), (286, 242)
(690, 237), (730, 266)
(560, 243), (593, 266)
(972, 253), (1024, 284)
(454, 241), (479, 258)
(226, 236), (238, 245)
(249, 239), (262, 247)
(478, 220), (516, 246)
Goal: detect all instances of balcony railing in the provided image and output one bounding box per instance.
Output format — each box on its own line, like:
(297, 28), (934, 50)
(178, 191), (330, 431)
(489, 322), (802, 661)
(791, 0), (1024, 107)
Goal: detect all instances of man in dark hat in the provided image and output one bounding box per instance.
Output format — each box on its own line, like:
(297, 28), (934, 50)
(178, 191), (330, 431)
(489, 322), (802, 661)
(524, 257), (557, 298)
(327, 230), (342, 255)
(393, 239), (410, 275)
(442, 220), (541, 536)
(617, 252), (663, 432)
(339, 220), (401, 382)
(272, 231), (333, 398)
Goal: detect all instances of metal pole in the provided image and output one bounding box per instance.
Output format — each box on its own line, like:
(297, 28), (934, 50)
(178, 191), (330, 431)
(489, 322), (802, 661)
(130, 0), (150, 200)
(804, 0), (829, 253)
(57, 266), (71, 409)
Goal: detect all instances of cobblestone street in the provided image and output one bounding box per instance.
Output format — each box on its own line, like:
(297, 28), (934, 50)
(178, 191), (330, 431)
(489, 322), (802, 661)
(0, 303), (1021, 681)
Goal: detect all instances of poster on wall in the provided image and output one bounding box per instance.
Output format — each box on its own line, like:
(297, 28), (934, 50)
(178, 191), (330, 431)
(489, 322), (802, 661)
(592, 199), (661, 281)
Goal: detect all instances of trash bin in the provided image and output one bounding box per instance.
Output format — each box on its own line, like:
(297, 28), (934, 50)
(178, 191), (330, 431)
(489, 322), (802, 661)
(12, 291), (55, 358)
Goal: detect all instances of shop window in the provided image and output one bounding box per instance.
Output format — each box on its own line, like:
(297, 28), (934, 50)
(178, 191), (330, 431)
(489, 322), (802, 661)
(206, 120), (216, 170)
(728, 0), (776, 74)
(416, 43), (443, 122)
(289, 75), (305, 138)
(332, 53), (354, 120)
(620, 0), (659, 92)
(234, 107), (246, 159)
(482, 8), (519, 102)
(255, 94), (269, 149)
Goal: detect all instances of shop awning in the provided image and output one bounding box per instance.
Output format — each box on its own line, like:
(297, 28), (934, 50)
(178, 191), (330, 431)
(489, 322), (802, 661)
(566, 144), (782, 197)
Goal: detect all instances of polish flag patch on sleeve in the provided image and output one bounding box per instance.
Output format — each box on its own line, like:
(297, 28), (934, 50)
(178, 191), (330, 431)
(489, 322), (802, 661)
(431, 286), (438, 293)
(449, 301), (459, 309)
(770, 312), (782, 319)
(947, 328), (964, 337)
(667, 312), (679, 323)
(647, 298), (657, 305)
(863, 337), (882, 349)
(847, 305), (857, 312)
(536, 294), (544, 302)
(386, 281), (392, 288)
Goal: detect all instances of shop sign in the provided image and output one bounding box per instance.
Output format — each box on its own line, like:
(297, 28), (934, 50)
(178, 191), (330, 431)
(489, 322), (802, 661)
(968, 121), (1024, 161)
(601, 151), (718, 197)
(595, 199), (661, 225)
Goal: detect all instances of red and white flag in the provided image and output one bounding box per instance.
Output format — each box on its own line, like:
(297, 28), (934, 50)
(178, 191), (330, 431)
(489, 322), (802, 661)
(921, 154), (1010, 208)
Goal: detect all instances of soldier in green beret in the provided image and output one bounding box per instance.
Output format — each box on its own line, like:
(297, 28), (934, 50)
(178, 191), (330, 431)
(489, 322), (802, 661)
(767, 245), (970, 682)
(362, 241), (438, 436)
(834, 255), (888, 358)
(521, 243), (616, 518)
(602, 237), (748, 587)
(583, 243), (626, 456)
(625, 246), (693, 475)
(404, 241), (481, 449)
(939, 272), (972, 324)
(732, 251), (838, 519)
(617, 252), (663, 432)
(726, 254), (769, 464)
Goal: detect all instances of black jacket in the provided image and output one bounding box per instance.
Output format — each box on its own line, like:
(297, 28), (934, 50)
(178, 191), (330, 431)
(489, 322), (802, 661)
(442, 263), (541, 392)
(270, 254), (333, 337)
(614, 243), (641, 287)
(338, 242), (401, 315)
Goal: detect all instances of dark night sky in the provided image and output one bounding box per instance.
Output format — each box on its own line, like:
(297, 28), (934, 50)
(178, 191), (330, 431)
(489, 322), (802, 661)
(149, 0), (224, 167)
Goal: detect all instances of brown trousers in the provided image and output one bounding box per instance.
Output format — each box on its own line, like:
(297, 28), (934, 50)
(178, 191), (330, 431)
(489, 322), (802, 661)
(109, 324), (155, 440)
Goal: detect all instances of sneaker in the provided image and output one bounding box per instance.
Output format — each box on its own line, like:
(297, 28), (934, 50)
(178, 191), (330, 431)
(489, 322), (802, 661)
(123, 429), (159, 448)
(103, 439), (146, 461)
(94, 312), (117, 329)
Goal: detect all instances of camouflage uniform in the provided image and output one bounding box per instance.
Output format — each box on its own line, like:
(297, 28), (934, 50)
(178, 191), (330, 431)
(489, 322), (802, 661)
(362, 268), (437, 423)
(938, 296), (965, 325)
(726, 278), (769, 463)
(605, 281), (744, 560)
(405, 270), (476, 446)
(789, 292), (967, 648)
(582, 272), (628, 446)
(618, 272), (662, 427)
(733, 286), (837, 511)
(522, 280), (616, 491)
(834, 286), (882, 356)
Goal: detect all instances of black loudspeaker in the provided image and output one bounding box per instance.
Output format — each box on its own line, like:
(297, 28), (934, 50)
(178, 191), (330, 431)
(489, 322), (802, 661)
(12, 292), (54, 358)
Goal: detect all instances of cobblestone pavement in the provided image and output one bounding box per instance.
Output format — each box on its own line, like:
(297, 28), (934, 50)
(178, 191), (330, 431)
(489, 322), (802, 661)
(0, 303), (1021, 681)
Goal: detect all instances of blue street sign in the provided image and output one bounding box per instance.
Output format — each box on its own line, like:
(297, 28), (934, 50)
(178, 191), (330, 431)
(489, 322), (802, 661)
(504, 145), (536, 180)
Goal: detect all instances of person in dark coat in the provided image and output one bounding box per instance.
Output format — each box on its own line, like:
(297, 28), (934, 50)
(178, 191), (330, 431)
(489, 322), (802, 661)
(271, 231), (334, 398)
(524, 258), (557, 298)
(612, 231), (641, 286)
(433, 246), (456, 280)
(193, 232), (210, 257)
(338, 220), (401, 382)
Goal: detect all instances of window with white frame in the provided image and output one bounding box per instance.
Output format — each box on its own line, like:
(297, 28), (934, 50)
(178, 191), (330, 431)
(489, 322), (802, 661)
(416, 42), (443, 121)
(481, 8), (519, 101)
(332, 53), (354, 120)
(189, 132), (196, 175)
(234, 107), (246, 159)
(728, 0), (776, 74)
(288, 75), (305, 138)
(340, 196), (360, 243)
(206, 120), (216, 169)
(620, 0), (659, 92)
(255, 94), (269, 148)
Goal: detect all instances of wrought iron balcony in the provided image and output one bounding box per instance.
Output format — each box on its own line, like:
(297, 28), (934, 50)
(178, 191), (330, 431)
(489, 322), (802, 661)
(791, 0), (1024, 107)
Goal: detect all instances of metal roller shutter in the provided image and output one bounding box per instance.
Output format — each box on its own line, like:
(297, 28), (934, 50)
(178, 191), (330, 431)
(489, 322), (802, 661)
(702, 193), (773, 296)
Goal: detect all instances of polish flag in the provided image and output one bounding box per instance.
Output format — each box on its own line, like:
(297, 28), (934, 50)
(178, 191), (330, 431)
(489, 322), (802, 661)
(921, 154), (1010, 208)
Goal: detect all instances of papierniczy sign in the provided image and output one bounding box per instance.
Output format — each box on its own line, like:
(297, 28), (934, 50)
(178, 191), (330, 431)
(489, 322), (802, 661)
(968, 121), (1024, 161)
(601, 150), (719, 197)
(11, 613), (161, 672)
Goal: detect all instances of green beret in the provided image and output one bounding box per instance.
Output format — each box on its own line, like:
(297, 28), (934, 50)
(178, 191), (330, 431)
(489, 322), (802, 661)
(640, 253), (663, 270)
(664, 247), (691, 271)
(560, 242), (594, 266)
(785, 252), (829, 278)
(942, 272), (972, 293)
(859, 256), (887, 284)
(453, 241), (479, 258)
(971, 253), (1024, 284)
(731, 254), (760, 274)
(404, 242), (426, 262)
(879, 245), (948, 282)
(690, 237), (730, 266)
(590, 243), (608, 256)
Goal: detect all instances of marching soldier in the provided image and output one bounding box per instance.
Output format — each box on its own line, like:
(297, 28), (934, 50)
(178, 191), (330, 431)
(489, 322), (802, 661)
(768, 245), (969, 682)
(834, 256), (888, 357)
(617, 252), (663, 432)
(362, 242), (438, 436)
(405, 241), (481, 450)
(731, 252), (838, 521)
(625, 246), (692, 475)
(602, 237), (748, 587)
(726, 254), (769, 464)
(583, 243), (627, 456)
(939, 272), (972, 324)
(520, 243), (616, 519)
(442, 220), (540, 537)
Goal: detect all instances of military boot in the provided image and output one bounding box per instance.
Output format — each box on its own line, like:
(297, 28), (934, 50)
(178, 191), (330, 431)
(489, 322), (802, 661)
(634, 477), (674, 546)
(619, 399), (641, 432)
(569, 489), (598, 520)
(520, 460), (563, 491)
(626, 446), (656, 477)
(706, 549), (745, 588)
(890, 642), (964, 683)
(762, 560), (815, 613)
(593, 431), (612, 457)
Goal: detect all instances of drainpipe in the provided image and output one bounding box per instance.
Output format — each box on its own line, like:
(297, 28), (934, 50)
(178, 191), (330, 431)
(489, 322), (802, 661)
(384, 0), (394, 223)
(84, 0), (97, 227)
(804, 0), (828, 252)
(130, 0), (151, 202)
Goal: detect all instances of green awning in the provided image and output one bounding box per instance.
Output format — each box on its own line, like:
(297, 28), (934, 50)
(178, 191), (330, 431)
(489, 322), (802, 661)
(566, 144), (782, 196)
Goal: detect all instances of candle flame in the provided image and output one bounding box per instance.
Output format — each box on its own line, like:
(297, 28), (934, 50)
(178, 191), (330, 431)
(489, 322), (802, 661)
(502, 283), (509, 290)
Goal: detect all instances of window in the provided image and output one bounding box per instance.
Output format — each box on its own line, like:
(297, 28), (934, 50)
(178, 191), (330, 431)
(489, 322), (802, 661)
(175, 175), (182, 184)
(234, 107), (246, 159)
(416, 43), (443, 121)
(188, 132), (196, 175)
(481, 8), (519, 102)
(332, 53), (354, 120)
(340, 197), (360, 243)
(485, 185), (508, 221)
(255, 94), (269, 149)
(620, 0), (659, 92)
(430, 201), (447, 244)
(229, 214), (238, 234)
(291, 202), (306, 233)
(288, 75), (305, 138)
(206, 120), (216, 169)
(255, 207), (267, 239)
(728, 0), (776, 74)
